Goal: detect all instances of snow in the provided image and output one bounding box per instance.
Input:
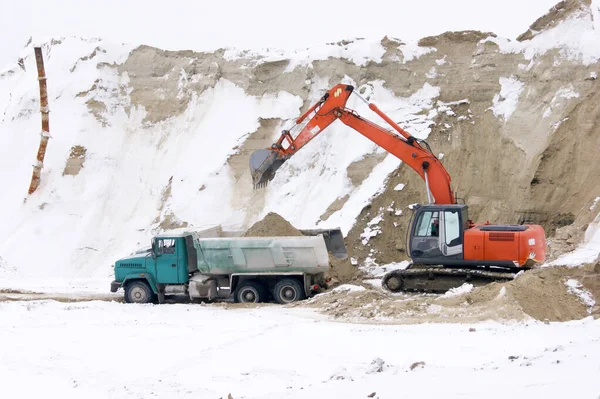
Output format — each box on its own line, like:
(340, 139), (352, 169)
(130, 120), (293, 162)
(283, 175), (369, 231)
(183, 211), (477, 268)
(442, 283), (474, 298)
(565, 279), (596, 313)
(223, 38), (387, 70)
(549, 211), (600, 266)
(1, 300), (599, 398)
(496, 287), (507, 299)
(543, 85), (580, 118)
(360, 214), (384, 245)
(362, 261), (410, 278)
(490, 76), (524, 122)
(397, 42), (436, 63)
(367, 215), (384, 226)
(332, 284), (367, 293)
(425, 67), (438, 79)
(590, 197), (600, 211)
(393, 183), (406, 191)
(483, 1), (600, 66)
(590, 71), (598, 80)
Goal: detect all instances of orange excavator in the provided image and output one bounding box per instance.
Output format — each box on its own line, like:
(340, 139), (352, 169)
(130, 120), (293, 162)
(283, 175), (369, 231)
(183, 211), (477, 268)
(249, 84), (546, 292)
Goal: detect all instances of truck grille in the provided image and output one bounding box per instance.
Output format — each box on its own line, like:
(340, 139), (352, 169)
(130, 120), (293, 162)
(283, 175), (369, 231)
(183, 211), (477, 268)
(120, 263), (143, 268)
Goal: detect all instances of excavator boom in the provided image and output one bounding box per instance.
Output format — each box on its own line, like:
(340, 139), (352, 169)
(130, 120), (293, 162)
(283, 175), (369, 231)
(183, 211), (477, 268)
(249, 84), (455, 204)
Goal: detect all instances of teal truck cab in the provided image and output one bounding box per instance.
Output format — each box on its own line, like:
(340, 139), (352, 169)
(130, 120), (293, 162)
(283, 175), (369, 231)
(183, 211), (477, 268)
(111, 229), (344, 304)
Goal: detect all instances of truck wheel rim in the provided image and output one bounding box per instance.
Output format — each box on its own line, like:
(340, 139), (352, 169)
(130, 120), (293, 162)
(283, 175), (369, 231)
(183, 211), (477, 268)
(131, 287), (148, 303)
(280, 286), (297, 302)
(240, 288), (258, 302)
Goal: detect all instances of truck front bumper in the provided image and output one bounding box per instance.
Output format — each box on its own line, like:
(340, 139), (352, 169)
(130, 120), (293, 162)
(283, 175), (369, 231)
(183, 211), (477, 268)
(110, 280), (122, 293)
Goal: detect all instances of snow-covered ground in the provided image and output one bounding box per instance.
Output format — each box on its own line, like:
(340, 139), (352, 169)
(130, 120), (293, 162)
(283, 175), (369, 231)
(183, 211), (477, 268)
(1, 300), (599, 399)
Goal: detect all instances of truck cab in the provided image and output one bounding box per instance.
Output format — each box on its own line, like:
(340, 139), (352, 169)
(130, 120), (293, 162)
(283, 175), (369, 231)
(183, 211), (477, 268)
(112, 233), (192, 303)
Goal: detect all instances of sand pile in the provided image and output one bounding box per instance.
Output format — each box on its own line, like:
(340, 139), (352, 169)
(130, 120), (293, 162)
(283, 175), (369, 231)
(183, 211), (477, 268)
(329, 255), (361, 284)
(244, 212), (360, 283)
(300, 264), (599, 324)
(243, 212), (303, 237)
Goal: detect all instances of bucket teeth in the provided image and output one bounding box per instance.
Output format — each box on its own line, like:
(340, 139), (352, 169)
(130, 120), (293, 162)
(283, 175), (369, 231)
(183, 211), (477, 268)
(253, 180), (269, 190)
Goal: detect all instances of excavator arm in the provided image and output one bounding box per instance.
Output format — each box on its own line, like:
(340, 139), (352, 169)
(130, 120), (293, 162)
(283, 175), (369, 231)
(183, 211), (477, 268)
(249, 84), (456, 205)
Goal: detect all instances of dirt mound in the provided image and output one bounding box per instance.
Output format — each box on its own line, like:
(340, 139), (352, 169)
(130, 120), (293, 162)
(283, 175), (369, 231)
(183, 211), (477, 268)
(244, 212), (361, 283)
(301, 265), (598, 324)
(243, 212), (303, 237)
(329, 255), (362, 284)
(460, 266), (595, 322)
(418, 30), (496, 47)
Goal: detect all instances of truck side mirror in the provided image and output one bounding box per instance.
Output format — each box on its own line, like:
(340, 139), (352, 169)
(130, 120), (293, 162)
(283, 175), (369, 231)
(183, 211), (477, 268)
(151, 241), (157, 259)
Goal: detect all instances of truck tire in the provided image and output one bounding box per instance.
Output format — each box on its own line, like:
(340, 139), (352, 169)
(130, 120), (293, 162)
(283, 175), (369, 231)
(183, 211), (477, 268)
(273, 279), (306, 304)
(125, 281), (155, 304)
(234, 281), (265, 303)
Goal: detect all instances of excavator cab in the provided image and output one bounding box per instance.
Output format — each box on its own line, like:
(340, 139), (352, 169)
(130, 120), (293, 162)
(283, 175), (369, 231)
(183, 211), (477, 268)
(409, 204), (468, 265)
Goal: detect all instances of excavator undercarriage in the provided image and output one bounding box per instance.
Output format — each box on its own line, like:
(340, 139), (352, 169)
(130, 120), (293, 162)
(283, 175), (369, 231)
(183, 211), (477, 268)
(381, 264), (517, 293)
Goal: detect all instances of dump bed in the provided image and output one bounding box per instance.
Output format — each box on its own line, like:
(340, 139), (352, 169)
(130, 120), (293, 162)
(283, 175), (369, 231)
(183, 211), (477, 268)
(187, 235), (331, 275)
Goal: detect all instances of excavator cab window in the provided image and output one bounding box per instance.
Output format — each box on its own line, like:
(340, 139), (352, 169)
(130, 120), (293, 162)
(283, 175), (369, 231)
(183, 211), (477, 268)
(444, 211), (461, 246)
(415, 211), (440, 237)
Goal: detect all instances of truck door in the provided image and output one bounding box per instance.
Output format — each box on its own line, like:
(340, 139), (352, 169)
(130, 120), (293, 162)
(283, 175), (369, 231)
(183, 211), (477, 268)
(155, 238), (180, 284)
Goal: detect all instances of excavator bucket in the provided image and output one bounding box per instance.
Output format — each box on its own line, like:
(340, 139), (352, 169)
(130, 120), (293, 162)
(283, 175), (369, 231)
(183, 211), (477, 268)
(299, 228), (348, 259)
(249, 149), (286, 189)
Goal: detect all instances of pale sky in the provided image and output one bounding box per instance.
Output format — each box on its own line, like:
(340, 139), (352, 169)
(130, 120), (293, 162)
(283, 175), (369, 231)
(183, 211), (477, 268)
(0, 0), (559, 69)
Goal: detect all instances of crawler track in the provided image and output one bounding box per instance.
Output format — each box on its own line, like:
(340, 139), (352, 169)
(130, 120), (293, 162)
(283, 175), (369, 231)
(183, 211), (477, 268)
(382, 265), (516, 293)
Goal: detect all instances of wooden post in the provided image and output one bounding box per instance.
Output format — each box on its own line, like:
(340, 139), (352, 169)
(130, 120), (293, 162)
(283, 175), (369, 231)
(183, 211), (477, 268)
(27, 47), (51, 195)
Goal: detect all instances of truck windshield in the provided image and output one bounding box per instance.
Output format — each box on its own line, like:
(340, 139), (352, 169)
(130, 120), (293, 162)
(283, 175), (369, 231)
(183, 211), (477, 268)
(158, 238), (176, 254)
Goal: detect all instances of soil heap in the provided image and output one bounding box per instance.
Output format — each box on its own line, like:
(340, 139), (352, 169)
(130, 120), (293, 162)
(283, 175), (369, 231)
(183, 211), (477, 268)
(244, 212), (359, 283)
(243, 212), (303, 237)
(300, 264), (599, 324)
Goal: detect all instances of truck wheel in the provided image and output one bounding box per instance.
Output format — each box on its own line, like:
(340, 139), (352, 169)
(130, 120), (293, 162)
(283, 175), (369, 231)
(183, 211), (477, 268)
(273, 279), (306, 304)
(235, 281), (265, 303)
(125, 281), (154, 304)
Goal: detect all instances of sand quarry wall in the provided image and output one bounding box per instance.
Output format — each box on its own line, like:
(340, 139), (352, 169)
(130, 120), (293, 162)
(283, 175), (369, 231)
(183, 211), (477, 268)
(86, 1), (600, 266)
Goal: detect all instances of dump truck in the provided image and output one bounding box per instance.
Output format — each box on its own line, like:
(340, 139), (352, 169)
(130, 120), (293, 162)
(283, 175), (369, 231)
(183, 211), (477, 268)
(111, 226), (346, 304)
